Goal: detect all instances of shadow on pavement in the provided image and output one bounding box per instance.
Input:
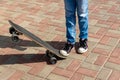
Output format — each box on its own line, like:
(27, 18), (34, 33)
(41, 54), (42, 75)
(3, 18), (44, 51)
(0, 53), (65, 65)
(0, 35), (65, 50)
(0, 35), (66, 65)
(0, 53), (45, 65)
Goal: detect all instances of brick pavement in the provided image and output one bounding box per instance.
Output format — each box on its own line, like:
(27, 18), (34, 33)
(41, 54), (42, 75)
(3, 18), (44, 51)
(0, 0), (120, 80)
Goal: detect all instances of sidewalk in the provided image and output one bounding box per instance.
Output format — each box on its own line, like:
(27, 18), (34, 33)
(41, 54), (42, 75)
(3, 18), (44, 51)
(0, 0), (120, 80)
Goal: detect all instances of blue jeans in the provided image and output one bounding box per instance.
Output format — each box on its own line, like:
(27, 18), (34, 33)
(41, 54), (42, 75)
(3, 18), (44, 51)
(64, 0), (88, 44)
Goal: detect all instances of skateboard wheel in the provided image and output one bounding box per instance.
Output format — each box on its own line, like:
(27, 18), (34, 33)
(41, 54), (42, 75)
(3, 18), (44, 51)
(9, 27), (15, 34)
(50, 57), (57, 64)
(46, 50), (57, 64)
(12, 36), (19, 42)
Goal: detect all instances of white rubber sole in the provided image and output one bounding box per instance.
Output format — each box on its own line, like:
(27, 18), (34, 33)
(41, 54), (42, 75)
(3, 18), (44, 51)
(59, 50), (69, 57)
(78, 47), (88, 54)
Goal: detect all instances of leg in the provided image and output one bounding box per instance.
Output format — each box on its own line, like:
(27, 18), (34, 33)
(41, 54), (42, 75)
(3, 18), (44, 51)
(60, 0), (76, 56)
(77, 0), (88, 39)
(64, 0), (76, 44)
(76, 0), (88, 53)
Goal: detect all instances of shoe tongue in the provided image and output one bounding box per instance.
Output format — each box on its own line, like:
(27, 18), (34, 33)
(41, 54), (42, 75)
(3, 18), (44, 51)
(81, 38), (87, 41)
(82, 39), (85, 40)
(81, 39), (85, 41)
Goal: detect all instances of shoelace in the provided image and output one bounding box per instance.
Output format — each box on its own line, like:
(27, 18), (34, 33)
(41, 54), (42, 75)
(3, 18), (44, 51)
(64, 43), (73, 52)
(80, 39), (87, 48)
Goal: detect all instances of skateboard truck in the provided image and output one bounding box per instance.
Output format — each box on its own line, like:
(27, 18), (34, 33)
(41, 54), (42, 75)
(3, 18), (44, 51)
(9, 27), (22, 42)
(46, 50), (57, 64)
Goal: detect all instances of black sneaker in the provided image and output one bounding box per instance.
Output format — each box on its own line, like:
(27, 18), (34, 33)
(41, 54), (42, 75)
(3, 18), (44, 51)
(78, 38), (88, 53)
(60, 43), (74, 56)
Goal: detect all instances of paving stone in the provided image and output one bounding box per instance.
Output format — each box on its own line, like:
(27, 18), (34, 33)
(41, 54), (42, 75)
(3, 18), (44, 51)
(0, 67), (16, 80)
(8, 70), (24, 80)
(70, 72), (83, 80)
(69, 54), (85, 61)
(85, 53), (99, 64)
(89, 26), (100, 34)
(66, 59), (81, 72)
(81, 62), (101, 71)
(21, 73), (43, 80)
(97, 67), (112, 80)
(77, 67), (98, 77)
(58, 58), (73, 69)
(83, 76), (95, 80)
(104, 62), (120, 71)
(108, 70), (120, 80)
(52, 67), (74, 78)
(10, 64), (32, 72)
(47, 73), (69, 80)
(94, 55), (108, 66)
(37, 65), (55, 78)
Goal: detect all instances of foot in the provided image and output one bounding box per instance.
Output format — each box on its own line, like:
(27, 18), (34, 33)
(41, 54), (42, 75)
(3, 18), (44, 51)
(60, 43), (74, 57)
(78, 38), (88, 53)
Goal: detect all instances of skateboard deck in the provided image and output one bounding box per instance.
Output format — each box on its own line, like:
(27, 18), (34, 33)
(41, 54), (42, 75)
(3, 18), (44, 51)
(8, 20), (66, 64)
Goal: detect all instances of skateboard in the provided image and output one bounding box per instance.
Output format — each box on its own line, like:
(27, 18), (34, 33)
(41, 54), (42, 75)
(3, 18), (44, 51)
(8, 20), (66, 64)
